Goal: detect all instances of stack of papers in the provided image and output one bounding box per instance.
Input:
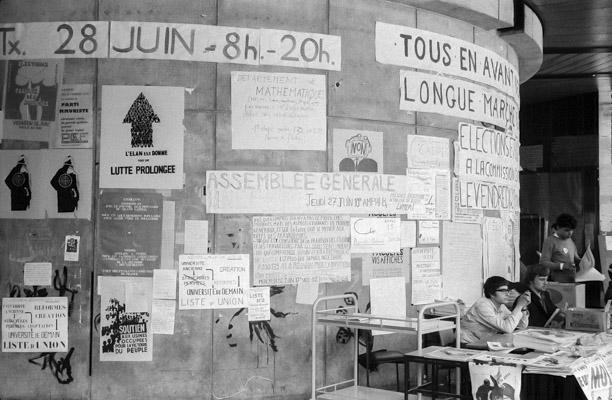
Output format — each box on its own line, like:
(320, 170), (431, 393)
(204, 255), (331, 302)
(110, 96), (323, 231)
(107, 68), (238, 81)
(513, 328), (587, 353)
(523, 351), (582, 376)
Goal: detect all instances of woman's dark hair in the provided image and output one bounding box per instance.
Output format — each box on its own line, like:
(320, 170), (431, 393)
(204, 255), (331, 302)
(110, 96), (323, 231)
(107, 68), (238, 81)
(523, 264), (550, 285)
(552, 213), (577, 230)
(483, 276), (509, 298)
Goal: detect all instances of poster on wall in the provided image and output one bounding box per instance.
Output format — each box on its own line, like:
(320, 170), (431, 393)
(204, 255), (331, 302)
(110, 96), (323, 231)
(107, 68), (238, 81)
(231, 71), (326, 150)
(2, 59), (63, 142)
(350, 217), (401, 253)
(53, 83), (93, 148)
(0, 60), (5, 141)
(2, 297), (68, 352)
(252, 215), (350, 285)
(332, 129), (383, 172)
(0, 149), (93, 219)
(99, 276), (153, 362)
(407, 135), (449, 170)
(361, 249), (409, 286)
(411, 246), (441, 305)
(99, 85), (184, 189)
(178, 254), (249, 310)
(484, 217), (514, 280)
(468, 362), (522, 400)
(98, 191), (162, 276)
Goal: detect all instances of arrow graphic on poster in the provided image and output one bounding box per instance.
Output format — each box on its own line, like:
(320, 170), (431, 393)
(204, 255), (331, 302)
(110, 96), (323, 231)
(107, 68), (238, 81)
(123, 92), (160, 148)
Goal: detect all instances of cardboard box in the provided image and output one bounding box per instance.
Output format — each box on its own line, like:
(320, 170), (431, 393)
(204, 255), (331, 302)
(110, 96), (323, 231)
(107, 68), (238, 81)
(546, 282), (585, 308)
(565, 306), (610, 332)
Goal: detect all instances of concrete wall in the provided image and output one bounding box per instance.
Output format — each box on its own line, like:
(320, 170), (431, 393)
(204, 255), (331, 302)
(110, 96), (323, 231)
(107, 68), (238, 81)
(0, 1), (537, 399)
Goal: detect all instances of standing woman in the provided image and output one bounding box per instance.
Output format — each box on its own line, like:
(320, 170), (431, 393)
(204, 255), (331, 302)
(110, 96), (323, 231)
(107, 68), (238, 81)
(540, 213), (582, 283)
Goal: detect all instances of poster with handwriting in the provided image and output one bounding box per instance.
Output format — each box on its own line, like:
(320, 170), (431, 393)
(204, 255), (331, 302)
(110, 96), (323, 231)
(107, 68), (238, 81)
(178, 254), (249, 310)
(361, 249), (409, 286)
(231, 71), (326, 150)
(207, 170), (439, 216)
(407, 135), (449, 170)
(2, 297), (68, 352)
(2, 59), (63, 142)
(99, 85), (184, 189)
(53, 83), (93, 148)
(411, 247), (441, 305)
(97, 192), (162, 276)
(333, 129), (383, 172)
(247, 286), (270, 322)
(418, 221), (439, 245)
(350, 217), (401, 253)
(99, 276), (153, 362)
(252, 216), (350, 285)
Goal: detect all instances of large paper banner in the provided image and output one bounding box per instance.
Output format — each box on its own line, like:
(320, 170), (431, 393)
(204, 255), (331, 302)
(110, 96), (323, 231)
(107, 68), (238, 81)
(0, 149), (93, 219)
(231, 71), (326, 150)
(100, 276), (153, 362)
(399, 70), (519, 132)
(0, 22), (110, 59)
(178, 254), (249, 309)
(99, 85), (184, 189)
(206, 170), (436, 216)
(454, 123), (520, 187)
(98, 192), (162, 276)
(333, 129), (383, 173)
(53, 83), (94, 148)
(407, 135), (450, 170)
(259, 29), (341, 71)
(376, 22), (520, 103)
(2, 297), (68, 352)
(469, 362), (522, 400)
(3, 59), (63, 142)
(252, 216), (350, 285)
(350, 217), (401, 253)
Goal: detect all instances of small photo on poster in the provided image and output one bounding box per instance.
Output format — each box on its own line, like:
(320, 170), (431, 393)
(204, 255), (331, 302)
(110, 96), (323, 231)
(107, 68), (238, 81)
(3, 59), (63, 142)
(332, 129), (383, 173)
(64, 235), (80, 262)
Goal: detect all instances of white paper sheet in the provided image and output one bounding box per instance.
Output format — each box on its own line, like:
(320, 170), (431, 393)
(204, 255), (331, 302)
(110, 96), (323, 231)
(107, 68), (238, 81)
(248, 286), (271, 321)
(23, 262), (52, 286)
(184, 220), (208, 254)
(411, 247), (441, 304)
(370, 277), (406, 335)
(401, 221), (417, 248)
(350, 217), (401, 253)
(296, 282), (320, 305)
(442, 221), (483, 306)
(63, 235), (80, 262)
(153, 269), (177, 299)
(151, 299), (176, 335)
(418, 221), (439, 245)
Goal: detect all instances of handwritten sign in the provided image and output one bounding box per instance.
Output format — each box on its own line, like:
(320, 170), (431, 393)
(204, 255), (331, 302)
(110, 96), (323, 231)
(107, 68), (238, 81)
(407, 135), (449, 170)
(206, 170), (437, 217)
(252, 216), (350, 285)
(350, 217), (401, 253)
(400, 70), (519, 131)
(376, 22), (520, 103)
(247, 287), (270, 322)
(454, 123), (520, 188)
(411, 247), (441, 305)
(2, 297), (68, 352)
(231, 71), (326, 150)
(259, 29), (341, 70)
(455, 176), (519, 211)
(362, 249), (409, 286)
(0, 21), (110, 59)
(178, 254), (249, 310)
(452, 178), (483, 223)
(418, 221), (439, 244)
(23, 262), (52, 286)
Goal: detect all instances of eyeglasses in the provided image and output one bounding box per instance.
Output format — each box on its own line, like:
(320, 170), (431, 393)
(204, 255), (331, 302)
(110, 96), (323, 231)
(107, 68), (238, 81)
(495, 288), (510, 294)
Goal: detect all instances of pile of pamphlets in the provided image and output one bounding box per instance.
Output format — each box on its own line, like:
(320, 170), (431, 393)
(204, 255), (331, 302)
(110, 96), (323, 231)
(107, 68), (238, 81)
(513, 328), (588, 353)
(523, 350), (582, 377)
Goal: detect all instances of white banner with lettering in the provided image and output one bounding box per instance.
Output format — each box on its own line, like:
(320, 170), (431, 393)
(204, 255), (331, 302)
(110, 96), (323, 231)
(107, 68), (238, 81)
(206, 170), (436, 217)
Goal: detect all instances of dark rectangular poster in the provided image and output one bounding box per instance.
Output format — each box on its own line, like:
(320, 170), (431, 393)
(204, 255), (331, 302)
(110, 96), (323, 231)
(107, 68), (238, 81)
(98, 191), (162, 276)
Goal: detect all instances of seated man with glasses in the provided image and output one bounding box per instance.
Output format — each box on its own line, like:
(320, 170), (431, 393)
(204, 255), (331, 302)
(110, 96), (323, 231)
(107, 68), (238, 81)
(460, 276), (531, 344)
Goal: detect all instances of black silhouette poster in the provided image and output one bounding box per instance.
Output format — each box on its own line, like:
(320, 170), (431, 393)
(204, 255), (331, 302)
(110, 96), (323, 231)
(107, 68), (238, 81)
(99, 276), (153, 361)
(0, 149), (92, 219)
(98, 191), (162, 276)
(99, 85), (184, 189)
(469, 362), (521, 400)
(332, 129), (383, 173)
(2, 59), (63, 142)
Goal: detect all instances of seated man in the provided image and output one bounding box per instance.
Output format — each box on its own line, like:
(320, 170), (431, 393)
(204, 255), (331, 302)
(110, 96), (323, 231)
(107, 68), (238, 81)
(461, 276), (531, 344)
(523, 264), (562, 327)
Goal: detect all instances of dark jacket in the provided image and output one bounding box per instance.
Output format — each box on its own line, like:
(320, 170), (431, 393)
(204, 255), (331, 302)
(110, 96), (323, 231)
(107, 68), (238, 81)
(527, 289), (557, 327)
